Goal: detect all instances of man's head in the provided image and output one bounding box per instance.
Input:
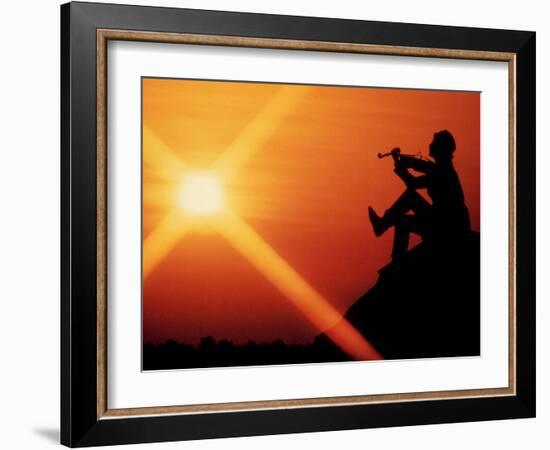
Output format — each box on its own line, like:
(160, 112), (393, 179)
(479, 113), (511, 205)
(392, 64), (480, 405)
(429, 130), (456, 161)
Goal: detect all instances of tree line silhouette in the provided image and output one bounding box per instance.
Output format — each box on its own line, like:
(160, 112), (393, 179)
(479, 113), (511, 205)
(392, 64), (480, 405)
(143, 335), (348, 370)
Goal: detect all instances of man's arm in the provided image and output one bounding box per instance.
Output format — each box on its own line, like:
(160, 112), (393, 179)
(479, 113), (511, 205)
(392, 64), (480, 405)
(394, 164), (428, 189)
(399, 155), (434, 173)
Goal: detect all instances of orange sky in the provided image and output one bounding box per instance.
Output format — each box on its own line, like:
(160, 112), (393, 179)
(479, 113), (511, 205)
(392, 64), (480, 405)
(142, 78), (480, 346)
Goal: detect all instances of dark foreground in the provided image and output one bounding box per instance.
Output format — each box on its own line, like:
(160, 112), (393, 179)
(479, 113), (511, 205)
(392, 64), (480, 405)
(143, 337), (348, 370)
(143, 232), (480, 370)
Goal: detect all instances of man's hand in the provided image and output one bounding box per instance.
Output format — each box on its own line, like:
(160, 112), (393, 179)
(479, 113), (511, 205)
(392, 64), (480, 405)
(394, 159), (407, 176)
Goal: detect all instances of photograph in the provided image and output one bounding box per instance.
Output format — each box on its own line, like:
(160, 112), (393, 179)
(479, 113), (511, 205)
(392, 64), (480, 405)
(141, 78), (481, 370)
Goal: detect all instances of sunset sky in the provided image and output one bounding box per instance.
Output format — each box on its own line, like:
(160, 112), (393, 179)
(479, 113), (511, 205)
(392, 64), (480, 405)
(142, 78), (480, 348)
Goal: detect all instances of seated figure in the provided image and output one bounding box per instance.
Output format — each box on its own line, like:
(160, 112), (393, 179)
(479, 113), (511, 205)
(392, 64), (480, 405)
(368, 130), (471, 261)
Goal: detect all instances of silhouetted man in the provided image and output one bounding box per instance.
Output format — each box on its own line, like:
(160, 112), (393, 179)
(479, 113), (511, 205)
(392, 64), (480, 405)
(368, 130), (471, 261)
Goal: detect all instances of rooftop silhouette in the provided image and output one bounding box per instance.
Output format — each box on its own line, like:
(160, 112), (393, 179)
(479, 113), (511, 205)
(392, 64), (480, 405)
(316, 231), (480, 360)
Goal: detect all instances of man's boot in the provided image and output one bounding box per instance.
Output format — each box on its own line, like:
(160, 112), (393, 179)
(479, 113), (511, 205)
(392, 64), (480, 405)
(368, 206), (389, 237)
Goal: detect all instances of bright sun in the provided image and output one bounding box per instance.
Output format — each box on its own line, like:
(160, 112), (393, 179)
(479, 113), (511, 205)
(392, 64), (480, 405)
(178, 172), (225, 216)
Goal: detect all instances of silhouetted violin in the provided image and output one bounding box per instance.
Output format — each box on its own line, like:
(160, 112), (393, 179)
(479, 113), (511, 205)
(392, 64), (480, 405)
(378, 147), (426, 160)
(377, 147), (432, 172)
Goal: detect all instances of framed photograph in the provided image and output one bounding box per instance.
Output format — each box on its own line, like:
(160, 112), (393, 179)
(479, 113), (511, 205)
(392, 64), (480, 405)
(61, 2), (536, 447)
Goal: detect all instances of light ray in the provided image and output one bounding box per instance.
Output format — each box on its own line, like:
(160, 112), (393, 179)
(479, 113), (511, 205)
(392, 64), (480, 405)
(142, 89), (380, 360)
(142, 87), (308, 278)
(215, 211), (382, 361)
(143, 210), (191, 279)
(214, 86), (311, 180)
(143, 125), (187, 182)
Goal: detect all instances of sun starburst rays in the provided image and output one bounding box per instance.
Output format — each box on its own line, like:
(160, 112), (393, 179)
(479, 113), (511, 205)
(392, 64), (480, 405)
(142, 87), (381, 360)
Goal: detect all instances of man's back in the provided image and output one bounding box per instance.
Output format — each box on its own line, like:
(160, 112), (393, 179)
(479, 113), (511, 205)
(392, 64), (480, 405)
(427, 160), (470, 232)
